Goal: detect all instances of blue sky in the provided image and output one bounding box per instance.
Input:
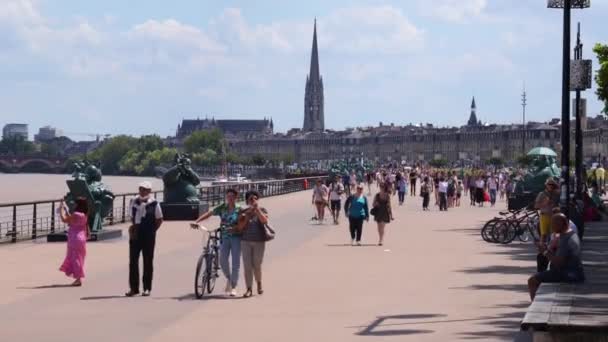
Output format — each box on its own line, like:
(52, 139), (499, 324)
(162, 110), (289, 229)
(1, 0), (607, 139)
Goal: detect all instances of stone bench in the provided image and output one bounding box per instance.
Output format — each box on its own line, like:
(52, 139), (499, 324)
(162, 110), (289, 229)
(521, 222), (608, 341)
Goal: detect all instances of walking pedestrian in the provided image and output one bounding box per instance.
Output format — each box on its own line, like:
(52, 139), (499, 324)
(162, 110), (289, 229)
(329, 176), (345, 224)
(488, 175), (498, 207)
(344, 184), (369, 246)
(372, 183), (394, 246)
(410, 170), (417, 196)
(438, 177), (448, 211)
(421, 177), (431, 211)
(126, 181), (163, 297)
(195, 188), (242, 297)
(312, 179), (329, 224)
(58, 198), (89, 287)
(475, 176), (485, 207)
(239, 190), (269, 298)
(397, 175), (407, 205)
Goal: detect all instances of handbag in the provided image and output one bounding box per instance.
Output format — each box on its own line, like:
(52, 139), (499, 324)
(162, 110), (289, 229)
(263, 223), (276, 241)
(370, 207), (378, 216)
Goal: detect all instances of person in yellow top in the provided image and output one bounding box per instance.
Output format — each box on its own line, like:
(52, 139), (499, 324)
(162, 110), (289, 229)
(595, 166), (605, 194)
(534, 178), (560, 247)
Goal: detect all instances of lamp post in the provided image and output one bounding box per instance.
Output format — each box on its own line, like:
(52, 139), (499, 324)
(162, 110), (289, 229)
(522, 84), (527, 157)
(547, 0), (590, 217)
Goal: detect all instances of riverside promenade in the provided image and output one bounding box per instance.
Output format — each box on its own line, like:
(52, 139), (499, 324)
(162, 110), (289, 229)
(0, 189), (535, 341)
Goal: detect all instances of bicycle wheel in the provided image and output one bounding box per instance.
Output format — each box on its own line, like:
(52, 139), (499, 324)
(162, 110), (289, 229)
(481, 219), (498, 243)
(494, 221), (516, 244)
(194, 253), (206, 299)
(205, 252), (217, 294)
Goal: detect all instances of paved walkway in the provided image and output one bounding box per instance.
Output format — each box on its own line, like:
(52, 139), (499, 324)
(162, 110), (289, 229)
(0, 189), (535, 341)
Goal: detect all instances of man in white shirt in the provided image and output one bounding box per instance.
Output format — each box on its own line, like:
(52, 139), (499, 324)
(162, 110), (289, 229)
(438, 177), (449, 211)
(126, 181), (163, 297)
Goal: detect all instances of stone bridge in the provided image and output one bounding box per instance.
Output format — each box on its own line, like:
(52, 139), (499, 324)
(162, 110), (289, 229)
(0, 155), (68, 173)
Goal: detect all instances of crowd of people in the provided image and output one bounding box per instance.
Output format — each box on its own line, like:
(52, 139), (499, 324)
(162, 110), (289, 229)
(54, 162), (605, 302)
(311, 166), (518, 246)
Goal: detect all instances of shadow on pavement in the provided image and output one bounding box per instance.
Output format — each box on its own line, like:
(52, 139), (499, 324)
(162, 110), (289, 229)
(354, 314), (443, 337)
(80, 295), (128, 300)
(154, 293), (247, 301)
(325, 243), (379, 247)
(18, 284), (75, 289)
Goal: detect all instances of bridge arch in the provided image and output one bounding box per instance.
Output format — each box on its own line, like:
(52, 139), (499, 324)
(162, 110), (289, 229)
(0, 159), (13, 173)
(18, 159), (61, 173)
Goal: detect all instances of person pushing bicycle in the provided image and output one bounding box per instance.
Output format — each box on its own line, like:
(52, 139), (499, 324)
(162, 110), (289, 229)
(194, 188), (242, 297)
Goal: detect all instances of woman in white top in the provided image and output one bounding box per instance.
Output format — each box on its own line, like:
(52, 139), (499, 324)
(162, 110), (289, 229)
(475, 177), (485, 207)
(312, 179), (329, 224)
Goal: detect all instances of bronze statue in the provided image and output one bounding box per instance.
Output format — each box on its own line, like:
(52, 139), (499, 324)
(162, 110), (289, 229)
(65, 161), (115, 232)
(516, 155), (561, 195)
(162, 153), (201, 204)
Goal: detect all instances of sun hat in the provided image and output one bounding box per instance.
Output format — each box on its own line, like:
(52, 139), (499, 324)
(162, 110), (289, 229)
(139, 181), (153, 190)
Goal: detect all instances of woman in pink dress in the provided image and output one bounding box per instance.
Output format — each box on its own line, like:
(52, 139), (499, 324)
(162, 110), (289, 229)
(59, 198), (89, 286)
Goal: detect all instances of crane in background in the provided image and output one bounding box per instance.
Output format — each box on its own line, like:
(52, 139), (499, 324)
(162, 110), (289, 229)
(64, 132), (112, 142)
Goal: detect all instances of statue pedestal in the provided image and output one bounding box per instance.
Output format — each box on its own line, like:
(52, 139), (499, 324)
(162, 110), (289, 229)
(161, 202), (209, 221)
(47, 229), (123, 242)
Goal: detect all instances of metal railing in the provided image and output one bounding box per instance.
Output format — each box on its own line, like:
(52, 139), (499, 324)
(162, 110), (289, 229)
(0, 176), (324, 243)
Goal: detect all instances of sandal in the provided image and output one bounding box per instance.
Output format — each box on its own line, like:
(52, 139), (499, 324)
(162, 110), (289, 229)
(257, 282), (264, 295)
(71, 280), (82, 287)
(243, 289), (253, 298)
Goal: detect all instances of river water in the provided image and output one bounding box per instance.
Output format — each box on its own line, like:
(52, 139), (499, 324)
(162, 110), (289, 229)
(0, 174), (165, 203)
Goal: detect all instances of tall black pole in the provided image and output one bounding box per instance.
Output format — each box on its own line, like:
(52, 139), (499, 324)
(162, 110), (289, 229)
(574, 22), (583, 201)
(560, 0), (571, 217)
(522, 86), (527, 157)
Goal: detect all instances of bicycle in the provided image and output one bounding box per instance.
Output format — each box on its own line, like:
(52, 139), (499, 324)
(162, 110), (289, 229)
(191, 223), (222, 299)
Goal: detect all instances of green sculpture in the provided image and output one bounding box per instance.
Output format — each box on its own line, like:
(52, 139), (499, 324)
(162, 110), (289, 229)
(65, 161), (115, 232)
(515, 153), (561, 195)
(162, 153), (201, 204)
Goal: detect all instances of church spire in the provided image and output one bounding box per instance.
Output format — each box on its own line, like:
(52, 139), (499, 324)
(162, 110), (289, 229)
(467, 96), (478, 126)
(309, 18), (320, 83)
(303, 19), (325, 132)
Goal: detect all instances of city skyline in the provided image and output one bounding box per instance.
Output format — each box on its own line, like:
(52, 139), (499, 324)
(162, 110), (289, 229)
(1, 0), (607, 139)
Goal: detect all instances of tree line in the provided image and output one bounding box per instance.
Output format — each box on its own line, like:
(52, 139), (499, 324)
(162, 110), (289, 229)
(82, 129), (294, 176)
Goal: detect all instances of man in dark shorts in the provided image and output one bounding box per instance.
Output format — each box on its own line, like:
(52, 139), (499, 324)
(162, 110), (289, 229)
(527, 213), (585, 301)
(409, 171), (417, 196)
(329, 176), (345, 225)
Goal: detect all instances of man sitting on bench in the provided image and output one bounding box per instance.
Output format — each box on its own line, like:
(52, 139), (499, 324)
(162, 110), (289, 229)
(528, 213), (585, 301)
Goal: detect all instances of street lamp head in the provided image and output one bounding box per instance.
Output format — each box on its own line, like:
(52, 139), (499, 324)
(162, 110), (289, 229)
(547, 0), (590, 8)
(570, 59), (593, 91)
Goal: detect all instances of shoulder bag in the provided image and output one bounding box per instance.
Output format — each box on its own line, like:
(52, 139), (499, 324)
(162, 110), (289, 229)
(263, 222), (276, 241)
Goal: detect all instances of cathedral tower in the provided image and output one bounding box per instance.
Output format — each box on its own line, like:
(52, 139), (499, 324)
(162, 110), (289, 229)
(303, 19), (325, 132)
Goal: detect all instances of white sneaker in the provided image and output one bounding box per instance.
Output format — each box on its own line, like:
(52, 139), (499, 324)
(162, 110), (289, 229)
(230, 288), (238, 297)
(357, 241), (362, 246)
(225, 282), (231, 294)
(351, 240), (355, 246)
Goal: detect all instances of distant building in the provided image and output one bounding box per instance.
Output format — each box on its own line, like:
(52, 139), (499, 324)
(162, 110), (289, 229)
(2, 124), (28, 140)
(34, 126), (63, 142)
(176, 117), (273, 139)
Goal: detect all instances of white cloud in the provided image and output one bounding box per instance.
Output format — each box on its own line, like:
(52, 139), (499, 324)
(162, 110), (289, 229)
(131, 19), (225, 52)
(421, 0), (488, 23)
(324, 5), (425, 54)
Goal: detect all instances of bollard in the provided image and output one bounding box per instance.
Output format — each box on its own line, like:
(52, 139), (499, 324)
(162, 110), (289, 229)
(50, 201), (56, 234)
(11, 206), (17, 243)
(32, 203), (37, 239)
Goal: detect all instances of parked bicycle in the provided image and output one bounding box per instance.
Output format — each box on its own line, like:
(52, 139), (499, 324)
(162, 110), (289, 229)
(481, 208), (540, 244)
(191, 223), (222, 299)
